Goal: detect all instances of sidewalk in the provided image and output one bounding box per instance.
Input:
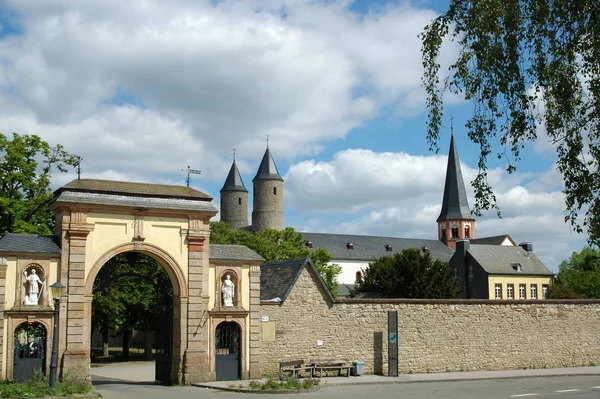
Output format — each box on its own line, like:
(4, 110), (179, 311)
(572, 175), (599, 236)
(193, 366), (600, 391)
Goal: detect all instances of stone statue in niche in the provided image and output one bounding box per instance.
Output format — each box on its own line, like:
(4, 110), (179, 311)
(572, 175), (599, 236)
(24, 269), (44, 306)
(221, 275), (235, 307)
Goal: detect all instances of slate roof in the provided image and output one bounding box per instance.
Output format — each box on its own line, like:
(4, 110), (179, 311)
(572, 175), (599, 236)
(253, 148), (283, 181)
(220, 161), (248, 193)
(301, 232), (454, 262)
(470, 235), (516, 246)
(53, 191), (218, 213)
(209, 244), (264, 261)
(57, 179), (213, 201)
(0, 233), (61, 254)
(468, 244), (553, 275)
(437, 135), (472, 221)
(260, 257), (334, 303)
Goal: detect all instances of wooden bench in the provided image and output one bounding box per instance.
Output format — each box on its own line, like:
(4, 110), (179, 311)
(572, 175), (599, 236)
(279, 360), (314, 379)
(310, 358), (352, 377)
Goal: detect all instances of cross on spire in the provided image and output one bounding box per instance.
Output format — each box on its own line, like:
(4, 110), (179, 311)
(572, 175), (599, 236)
(233, 148), (236, 162)
(266, 134), (270, 148)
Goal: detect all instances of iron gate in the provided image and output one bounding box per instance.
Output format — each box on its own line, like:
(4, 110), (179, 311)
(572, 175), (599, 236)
(13, 322), (46, 382)
(155, 298), (173, 384)
(215, 322), (241, 381)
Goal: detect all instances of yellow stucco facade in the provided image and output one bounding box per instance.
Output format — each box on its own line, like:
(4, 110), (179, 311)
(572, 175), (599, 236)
(488, 275), (552, 300)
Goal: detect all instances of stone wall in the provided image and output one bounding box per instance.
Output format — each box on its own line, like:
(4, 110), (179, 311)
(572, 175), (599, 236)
(259, 267), (600, 376)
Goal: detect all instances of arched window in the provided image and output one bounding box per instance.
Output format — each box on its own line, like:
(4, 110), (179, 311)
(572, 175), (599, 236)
(465, 226), (470, 238)
(451, 227), (459, 238)
(273, 187), (277, 195)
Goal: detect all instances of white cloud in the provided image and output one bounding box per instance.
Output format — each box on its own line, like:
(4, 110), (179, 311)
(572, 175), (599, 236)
(0, 0), (446, 184)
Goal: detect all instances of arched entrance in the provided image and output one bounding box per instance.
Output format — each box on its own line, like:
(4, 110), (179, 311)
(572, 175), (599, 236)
(215, 321), (241, 381)
(90, 251), (174, 383)
(13, 322), (47, 382)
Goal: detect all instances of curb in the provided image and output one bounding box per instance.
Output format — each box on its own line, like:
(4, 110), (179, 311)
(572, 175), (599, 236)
(9, 393), (100, 399)
(192, 383), (321, 394)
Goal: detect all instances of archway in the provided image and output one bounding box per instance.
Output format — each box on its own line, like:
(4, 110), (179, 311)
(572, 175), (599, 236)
(13, 322), (47, 382)
(85, 244), (186, 385)
(215, 321), (241, 381)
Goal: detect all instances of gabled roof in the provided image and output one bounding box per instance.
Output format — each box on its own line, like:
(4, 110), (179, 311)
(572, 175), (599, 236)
(209, 244), (264, 261)
(437, 135), (472, 221)
(220, 161), (248, 193)
(301, 232), (454, 262)
(253, 148), (283, 182)
(470, 234), (516, 246)
(57, 179), (212, 201)
(0, 233), (61, 254)
(467, 244), (553, 275)
(260, 257), (334, 303)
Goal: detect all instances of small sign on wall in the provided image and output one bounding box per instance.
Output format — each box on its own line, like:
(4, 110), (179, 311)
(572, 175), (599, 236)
(262, 316), (269, 322)
(316, 340), (323, 346)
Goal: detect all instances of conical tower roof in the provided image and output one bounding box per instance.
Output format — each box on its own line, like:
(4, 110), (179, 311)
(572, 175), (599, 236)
(437, 134), (471, 221)
(220, 160), (248, 193)
(253, 148), (283, 182)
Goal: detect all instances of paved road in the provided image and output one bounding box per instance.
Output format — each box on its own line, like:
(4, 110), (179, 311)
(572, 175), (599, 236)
(93, 373), (600, 399)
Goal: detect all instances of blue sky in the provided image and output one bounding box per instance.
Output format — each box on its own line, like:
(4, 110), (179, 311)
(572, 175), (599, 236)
(0, 0), (586, 271)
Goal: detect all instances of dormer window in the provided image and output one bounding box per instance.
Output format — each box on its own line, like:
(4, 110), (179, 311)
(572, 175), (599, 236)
(306, 240), (313, 248)
(385, 244), (392, 252)
(512, 263), (522, 272)
(422, 246), (429, 254)
(347, 243), (354, 250)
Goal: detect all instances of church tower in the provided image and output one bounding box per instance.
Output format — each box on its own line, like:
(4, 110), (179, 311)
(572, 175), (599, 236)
(220, 157), (249, 229)
(437, 134), (476, 249)
(252, 147), (284, 231)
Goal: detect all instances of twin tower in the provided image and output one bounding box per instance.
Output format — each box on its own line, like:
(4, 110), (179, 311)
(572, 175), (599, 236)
(220, 147), (284, 231)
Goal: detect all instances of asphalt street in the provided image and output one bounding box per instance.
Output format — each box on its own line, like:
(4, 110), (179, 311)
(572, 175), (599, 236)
(91, 364), (600, 399)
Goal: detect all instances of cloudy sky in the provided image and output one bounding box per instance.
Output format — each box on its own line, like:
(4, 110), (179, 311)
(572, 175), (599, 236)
(0, 0), (587, 271)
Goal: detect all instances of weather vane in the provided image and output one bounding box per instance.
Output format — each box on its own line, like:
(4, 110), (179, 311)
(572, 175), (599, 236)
(181, 166), (201, 187)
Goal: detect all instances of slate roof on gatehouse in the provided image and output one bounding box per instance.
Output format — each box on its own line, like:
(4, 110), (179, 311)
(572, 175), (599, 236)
(470, 234), (516, 246)
(57, 179), (213, 201)
(0, 233), (61, 254)
(300, 232), (454, 262)
(209, 244), (264, 261)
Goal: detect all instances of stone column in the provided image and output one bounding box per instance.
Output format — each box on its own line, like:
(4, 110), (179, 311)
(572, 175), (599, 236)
(0, 258), (7, 378)
(62, 211), (94, 381)
(183, 219), (212, 383)
(248, 264), (261, 378)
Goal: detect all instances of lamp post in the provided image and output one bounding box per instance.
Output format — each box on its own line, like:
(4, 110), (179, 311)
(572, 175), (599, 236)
(49, 282), (65, 391)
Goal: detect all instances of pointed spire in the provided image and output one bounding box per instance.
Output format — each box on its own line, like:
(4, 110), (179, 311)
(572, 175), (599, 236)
(253, 147), (283, 182)
(437, 134), (471, 221)
(220, 158), (248, 193)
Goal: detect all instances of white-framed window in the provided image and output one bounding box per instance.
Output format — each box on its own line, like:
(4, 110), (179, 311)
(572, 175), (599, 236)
(531, 284), (538, 299)
(542, 284), (549, 299)
(507, 284), (514, 299)
(495, 284), (502, 299)
(519, 284), (526, 299)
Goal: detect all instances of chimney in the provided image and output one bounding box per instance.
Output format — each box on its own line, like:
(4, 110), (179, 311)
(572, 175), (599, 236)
(519, 242), (533, 252)
(455, 240), (470, 299)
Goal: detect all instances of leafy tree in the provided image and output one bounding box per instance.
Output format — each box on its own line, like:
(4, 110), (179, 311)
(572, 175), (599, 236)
(550, 247), (600, 299)
(421, 1), (600, 244)
(210, 222), (342, 297)
(92, 252), (171, 359)
(354, 248), (461, 298)
(0, 133), (78, 236)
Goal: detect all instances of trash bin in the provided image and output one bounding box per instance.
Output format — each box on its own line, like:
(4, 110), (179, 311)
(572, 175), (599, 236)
(351, 361), (365, 376)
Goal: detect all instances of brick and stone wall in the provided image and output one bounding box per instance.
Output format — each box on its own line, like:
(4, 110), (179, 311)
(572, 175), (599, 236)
(259, 268), (600, 376)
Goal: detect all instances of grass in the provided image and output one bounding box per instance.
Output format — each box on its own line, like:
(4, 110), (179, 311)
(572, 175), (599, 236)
(244, 375), (319, 391)
(0, 372), (94, 398)
(91, 346), (157, 363)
